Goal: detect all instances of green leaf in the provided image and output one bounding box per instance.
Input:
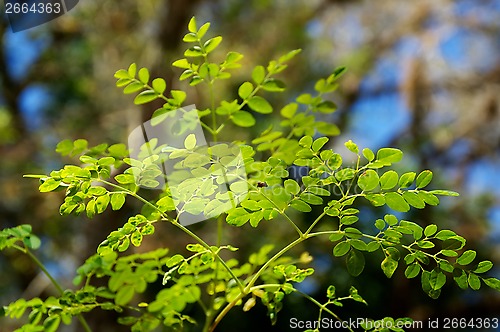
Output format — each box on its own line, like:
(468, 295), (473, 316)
(381, 257), (398, 278)
(73, 139), (88, 154)
(424, 224), (438, 237)
(252, 65), (266, 84)
(328, 231), (344, 242)
(115, 174), (135, 185)
(152, 78), (167, 94)
(186, 243), (205, 252)
(56, 139), (73, 156)
(43, 316), (61, 332)
(346, 250), (365, 277)
(227, 207), (250, 226)
(315, 122), (340, 136)
(296, 94), (312, 104)
(204, 36), (223, 53)
(439, 260), (454, 273)
(379, 171), (398, 190)
(418, 191), (439, 205)
(468, 273), (481, 290)
(262, 79), (286, 92)
(96, 194), (110, 213)
(326, 285), (336, 299)
(435, 230), (456, 241)
(23, 235), (41, 250)
(98, 156), (115, 166)
(344, 140), (359, 154)
(416, 170), (433, 189)
(473, 261), (493, 274)
(248, 96), (273, 114)
(111, 193), (126, 210)
(172, 58), (190, 69)
(362, 148), (375, 162)
(442, 236), (466, 251)
(197, 22), (210, 38)
(157, 196), (175, 211)
(398, 172), (416, 188)
(335, 168), (355, 182)
(454, 270), (468, 290)
(384, 192), (410, 212)
(328, 66), (347, 81)
(376, 148), (403, 164)
(116, 285), (135, 306)
(327, 153), (342, 170)
(225, 51), (244, 65)
(238, 82), (253, 99)
(456, 250), (476, 265)
(402, 191), (425, 209)
(441, 250), (458, 257)
(384, 214), (398, 226)
(118, 237), (130, 252)
(358, 170), (379, 191)
(429, 269), (447, 290)
(131, 231), (143, 246)
(316, 101), (337, 114)
(138, 67), (150, 84)
(278, 49), (302, 63)
(252, 131), (282, 144)
(365, 194), (385, 207)
(39, 178), (60, 192)
(340, 215), (358, 225)
(280, 103), (297, 119)
(308, 186), (330, 196)
(188, 17), (197, 33)
(232, 111), (256, 127)
(184, 134), (197, 150)
(116, 78), (132, 87)
(345, 227), (363, 239)
(298, 136), (313, 148)
(429, 190), (460, 197)
(134, 90), (158, 105)
(312, 137), (329, 152)
(333, 241), (350, 257)
(483, 278), (500, 291)
(171, 90), (187, 104)
(114, 69), (129, 80)
(325, 207), (339, 216)
(85, 199), (96, 218)
(128, 63), (137, 77)
(405, 264), (420, 279)
(350, 239), (367, 251)
(290, 199), (311, 212)
(284, 179), (300, 195)
(375, 218), (385, 230)
(166, 254), (184, 267)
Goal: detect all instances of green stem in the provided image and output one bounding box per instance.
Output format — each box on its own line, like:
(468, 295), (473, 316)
(23, 248), (64, 294)
(304, 211), (327, 235)
(209, 236), (307, 330)
(209, 82), (217, 142)
(98, 179), (245, 292)
(245, 236), (305, 292)
(205, 216), (224, 331)
(15, 245), (92, 332)
(258, 188), (303, 237)
(208, 293), (245, 332)
(294, 289), (354, 332)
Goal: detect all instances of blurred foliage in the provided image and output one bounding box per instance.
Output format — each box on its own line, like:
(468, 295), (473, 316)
(1, 0), (499, 331)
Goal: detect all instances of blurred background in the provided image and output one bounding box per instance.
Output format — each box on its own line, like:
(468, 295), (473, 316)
(1, 0), (499, 331)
